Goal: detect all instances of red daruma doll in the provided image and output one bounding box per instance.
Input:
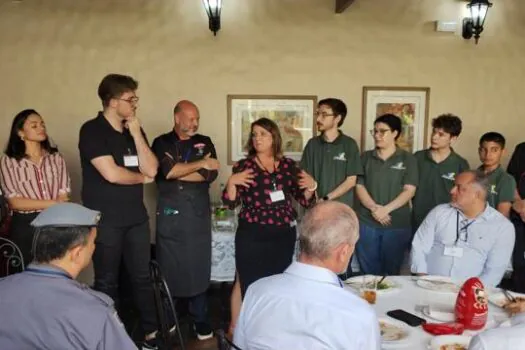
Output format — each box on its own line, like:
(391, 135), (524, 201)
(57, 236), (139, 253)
(455, 277), (488, 330)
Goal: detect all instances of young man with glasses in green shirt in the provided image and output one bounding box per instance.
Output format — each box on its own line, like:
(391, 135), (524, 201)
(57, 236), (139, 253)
(300, 98), (362, 208)
(412, 114), (470, 231)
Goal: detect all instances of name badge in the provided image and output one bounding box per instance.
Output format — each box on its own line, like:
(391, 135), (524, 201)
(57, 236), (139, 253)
(124, 155), (139, 167)
(444, 246), (464, 258)
(269, 190), (285, 203)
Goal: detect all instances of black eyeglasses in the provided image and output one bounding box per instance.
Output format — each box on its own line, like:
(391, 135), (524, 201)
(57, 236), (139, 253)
(118, 96), (139, 105)
(370, 128), (391, 137)
(315, 111), (334, 118)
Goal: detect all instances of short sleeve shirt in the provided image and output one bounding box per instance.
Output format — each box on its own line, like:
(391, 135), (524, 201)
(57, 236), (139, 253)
(357, 148), (418, 229)
(412, 149), (470, 228)
(78, 112), (148, 227)
(300, 132), (362, 207)
(479, 165), (517, 208)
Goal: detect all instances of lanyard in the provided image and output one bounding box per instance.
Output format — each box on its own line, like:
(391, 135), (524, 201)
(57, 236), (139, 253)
(26, 267), (72, 280)
(256, 156), (278, 190)
(455, 211), (475, 244)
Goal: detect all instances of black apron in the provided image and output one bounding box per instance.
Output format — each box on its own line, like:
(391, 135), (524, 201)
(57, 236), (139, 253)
(156, 182), (211, 297)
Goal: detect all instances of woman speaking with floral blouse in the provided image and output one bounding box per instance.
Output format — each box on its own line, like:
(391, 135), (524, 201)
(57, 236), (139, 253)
(0, 109), (71, 266)
(222, 117), (316, 297)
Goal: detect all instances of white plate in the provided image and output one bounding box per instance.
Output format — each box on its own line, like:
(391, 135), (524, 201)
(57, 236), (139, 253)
(422, 304), (455, 322)
(488, 290), (525, 308)
(416, 276), (460, 293)
(378, 317), (411, 345)
(344, 275), (400, 294)
(429, 335), (471, 350)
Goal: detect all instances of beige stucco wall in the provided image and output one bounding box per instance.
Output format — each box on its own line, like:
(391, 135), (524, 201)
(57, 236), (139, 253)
(1, 0), (524, 280)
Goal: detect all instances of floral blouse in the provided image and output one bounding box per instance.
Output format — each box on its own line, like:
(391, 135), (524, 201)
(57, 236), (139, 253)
(222, 156), (314, 226)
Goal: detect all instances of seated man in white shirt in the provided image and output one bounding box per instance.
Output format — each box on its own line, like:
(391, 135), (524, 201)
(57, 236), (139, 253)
(469, 299), (525, 350)
(233, 201), (380, 350)
(411, 170), (515, 287)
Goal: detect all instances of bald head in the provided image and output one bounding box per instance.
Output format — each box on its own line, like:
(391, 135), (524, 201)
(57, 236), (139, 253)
(299, 201), (359, 261)
(173, 100), (198, 115)
(173, 100), (200, 138)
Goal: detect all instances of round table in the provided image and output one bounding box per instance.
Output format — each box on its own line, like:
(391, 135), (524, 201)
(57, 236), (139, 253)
(343, 276), (512, 349)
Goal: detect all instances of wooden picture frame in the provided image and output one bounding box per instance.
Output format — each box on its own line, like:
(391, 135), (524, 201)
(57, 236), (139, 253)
(361, 86), (430, 152)
(227, 94), (317, 164)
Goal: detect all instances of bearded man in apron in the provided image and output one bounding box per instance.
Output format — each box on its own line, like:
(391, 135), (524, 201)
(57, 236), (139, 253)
(151, 100), (219, 340)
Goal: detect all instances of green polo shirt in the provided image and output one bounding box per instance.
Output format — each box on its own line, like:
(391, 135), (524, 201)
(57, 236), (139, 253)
(412, 149), (470, 229)
(357, 148), (418, 229)
(478, 165), (516, 208)
(300, 132), (362, 207)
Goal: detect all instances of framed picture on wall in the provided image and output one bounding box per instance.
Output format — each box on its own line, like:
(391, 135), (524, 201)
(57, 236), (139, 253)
(227, 94), (317, 164)
(361, 86), (430, 153)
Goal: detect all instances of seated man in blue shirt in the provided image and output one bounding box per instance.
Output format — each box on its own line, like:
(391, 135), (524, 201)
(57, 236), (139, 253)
(411, 170), (515, 287)
(234, 201), (380, 350)
(0, 203), (137, 350)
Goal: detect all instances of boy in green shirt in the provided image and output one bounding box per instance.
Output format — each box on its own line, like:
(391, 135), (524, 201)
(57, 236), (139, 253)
(300, 98), (362, 208)
(412, 114), (470, 230)
(478, 132), (516, 218)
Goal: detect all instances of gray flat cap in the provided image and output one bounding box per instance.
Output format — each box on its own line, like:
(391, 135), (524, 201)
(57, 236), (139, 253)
(31, 203), (101, 227)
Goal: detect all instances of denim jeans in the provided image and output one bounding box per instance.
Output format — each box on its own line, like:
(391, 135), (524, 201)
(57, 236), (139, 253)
(355, 222), (412, 275)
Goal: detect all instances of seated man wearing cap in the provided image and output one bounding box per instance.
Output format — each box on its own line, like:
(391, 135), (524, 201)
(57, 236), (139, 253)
(0, 203), (137, 349)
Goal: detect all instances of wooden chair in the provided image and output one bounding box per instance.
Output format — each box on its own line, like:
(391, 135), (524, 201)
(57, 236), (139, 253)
(149, 260), (185, 350)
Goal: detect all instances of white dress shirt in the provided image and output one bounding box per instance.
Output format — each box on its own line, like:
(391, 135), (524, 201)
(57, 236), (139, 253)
(233, 261), (380, 350)
(468, 313), (525, 350)
(410, 203), (515, 287)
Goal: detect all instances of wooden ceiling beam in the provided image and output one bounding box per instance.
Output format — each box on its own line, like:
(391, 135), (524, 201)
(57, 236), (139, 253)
(335, 0), (356, 13)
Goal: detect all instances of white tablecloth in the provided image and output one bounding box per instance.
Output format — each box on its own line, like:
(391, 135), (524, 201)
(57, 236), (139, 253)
(211, 229), (237, 282)
(344, 276), (511, 349)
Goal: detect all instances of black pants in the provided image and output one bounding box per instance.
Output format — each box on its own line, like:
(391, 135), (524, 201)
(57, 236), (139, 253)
(9, 212), (38, 267)
(92, 220), (157, 333)
(235, 220), (296, 298)
(511, 212), (525, 292)
(175, 291), (208, 324)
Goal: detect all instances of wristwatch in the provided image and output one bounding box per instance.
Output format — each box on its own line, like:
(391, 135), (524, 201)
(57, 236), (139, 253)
(322, 195), (329, 201)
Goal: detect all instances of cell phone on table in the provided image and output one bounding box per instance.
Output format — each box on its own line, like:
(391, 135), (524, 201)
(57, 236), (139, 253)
(386, 309), (426, 327)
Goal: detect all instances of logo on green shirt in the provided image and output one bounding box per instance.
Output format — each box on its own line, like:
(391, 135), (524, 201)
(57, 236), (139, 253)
(390, 162), (406, 170)
(490, 184), (498, 195)
(441, 172), (456, 181)
(333, 152), (346, 161)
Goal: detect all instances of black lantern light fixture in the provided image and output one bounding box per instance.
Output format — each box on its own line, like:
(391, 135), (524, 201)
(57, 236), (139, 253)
(203, 0), (222, 36)
(462, 0), (493, 44)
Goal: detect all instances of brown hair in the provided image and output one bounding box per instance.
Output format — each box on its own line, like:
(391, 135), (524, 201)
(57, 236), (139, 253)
(245, 118), (283, 158)
(97, 74), (138, 108)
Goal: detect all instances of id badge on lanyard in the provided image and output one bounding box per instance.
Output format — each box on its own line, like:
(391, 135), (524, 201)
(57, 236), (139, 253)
(444, 211), (474, 258)
(123, 148), (139, 167)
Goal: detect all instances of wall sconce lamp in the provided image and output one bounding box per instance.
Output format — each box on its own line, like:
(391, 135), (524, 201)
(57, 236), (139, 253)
(462, 0), (493, 44)
(203, 0), (222, 36)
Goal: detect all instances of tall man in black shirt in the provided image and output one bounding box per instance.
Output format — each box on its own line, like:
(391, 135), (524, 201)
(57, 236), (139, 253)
(152, 100), (219, 340)
(78, 74), (159, 349)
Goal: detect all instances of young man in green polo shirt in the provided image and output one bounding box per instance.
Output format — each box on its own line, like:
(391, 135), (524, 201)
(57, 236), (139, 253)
(412, 114), (470, 230)
(478, 132), (516, 218)
(300, 98), (362, 208)
(355, 114), (418, 275)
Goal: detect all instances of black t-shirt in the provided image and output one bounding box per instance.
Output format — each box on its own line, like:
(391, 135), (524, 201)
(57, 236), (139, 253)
(78, 112), (148, 227)
(151, 131), (218, 196)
